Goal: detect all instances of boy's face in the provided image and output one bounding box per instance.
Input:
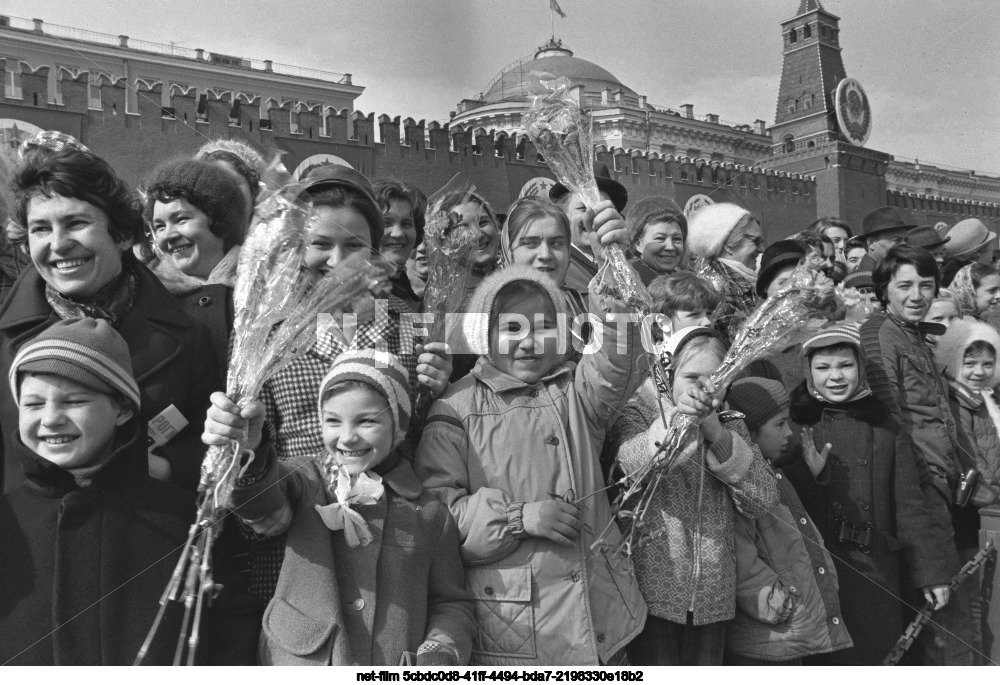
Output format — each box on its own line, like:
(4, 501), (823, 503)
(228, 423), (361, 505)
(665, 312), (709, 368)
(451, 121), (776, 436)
(809, 347), (860, 403)
(752, 408), (792, 463)
(490, 292), (562, 384)
(321, 384), (393, 477)
(961, 351), (995, 391)
(19, 373), (131, 471)
(380, 198), (417, 268)
(669, 309), (712, 331)
(885, 264), (936, 322)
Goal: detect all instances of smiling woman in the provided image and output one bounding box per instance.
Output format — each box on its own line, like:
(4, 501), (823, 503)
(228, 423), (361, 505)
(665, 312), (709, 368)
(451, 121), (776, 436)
(624, 195), (688, 286)
(143, 158), (248, 369)
(0, 142), (220, 494)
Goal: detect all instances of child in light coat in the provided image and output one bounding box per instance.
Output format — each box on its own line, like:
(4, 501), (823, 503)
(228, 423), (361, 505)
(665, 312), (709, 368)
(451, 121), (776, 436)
(205, 350), (475, 666)
(415, 264), (648, 665)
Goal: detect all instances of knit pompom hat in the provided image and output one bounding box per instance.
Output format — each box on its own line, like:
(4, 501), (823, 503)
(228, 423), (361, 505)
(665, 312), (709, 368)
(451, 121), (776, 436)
(726, 377), (790, 433)
(625, 195), (687, 249)
(686, 202), (752, 259)
(933, 317), (1000, 388)
(10, 318), (141, 412)
(801, 322), (872, 402)
(144, 158), (249, 249)
(462, 264), (568, 356)
(318, 350), (412, 449)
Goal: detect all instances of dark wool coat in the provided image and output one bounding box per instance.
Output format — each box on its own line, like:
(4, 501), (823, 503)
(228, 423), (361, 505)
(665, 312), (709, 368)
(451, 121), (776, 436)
(786, 384), (960, 665)
(0, 421), (195, 665)
(0, 261), (221, 494)
(172, 283), (234, 373)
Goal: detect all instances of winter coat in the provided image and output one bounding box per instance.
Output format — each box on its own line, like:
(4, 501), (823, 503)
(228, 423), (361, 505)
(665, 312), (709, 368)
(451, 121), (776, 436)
(0, 420), (195, 665)
(564, 243), (598, 297)
(0, 261), (220, 494)
(148, 246), (239, 371)
(415, 317), (649, 666)
(861, 311), (961, 504)
(727, 473), (853, 661)
(609, 384), (778, 626)
(230, 447), (475, 666)
(787, 380), (960, 665)
(949, 386), (1000, 491)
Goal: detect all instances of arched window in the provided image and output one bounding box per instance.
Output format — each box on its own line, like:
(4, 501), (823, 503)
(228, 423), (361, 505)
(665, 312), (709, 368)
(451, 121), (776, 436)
(803, 23), (812, 38)
(789, 28), (798, 44)
(786, 100), (796, 116)
(783, 135), (795, 153)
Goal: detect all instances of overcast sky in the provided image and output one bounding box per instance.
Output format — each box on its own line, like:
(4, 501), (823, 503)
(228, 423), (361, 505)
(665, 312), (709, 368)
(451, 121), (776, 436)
(6, 0), (998, 173)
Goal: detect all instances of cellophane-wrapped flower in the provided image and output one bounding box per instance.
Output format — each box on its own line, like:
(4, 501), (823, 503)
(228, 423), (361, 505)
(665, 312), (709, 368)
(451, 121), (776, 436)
(522, 73), (652, 316)
(601, 266), (846, 557)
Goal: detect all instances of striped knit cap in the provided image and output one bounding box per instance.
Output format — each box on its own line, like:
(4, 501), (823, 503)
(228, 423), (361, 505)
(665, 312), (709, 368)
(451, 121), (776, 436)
(318, 350), (412, 448)
(801, 321), (863, 357)
(726, 377), (791, 433)
(9, 318), (140, 411)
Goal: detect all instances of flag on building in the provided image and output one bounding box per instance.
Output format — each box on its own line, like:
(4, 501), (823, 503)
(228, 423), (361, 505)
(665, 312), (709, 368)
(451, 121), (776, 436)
(550, 0), (567, 18)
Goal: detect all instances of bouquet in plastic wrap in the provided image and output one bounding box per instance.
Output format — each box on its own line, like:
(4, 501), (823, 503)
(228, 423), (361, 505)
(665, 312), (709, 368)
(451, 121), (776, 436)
(591, 266), (846, 558)
(413, 173), (481, 422)
(522, 73), (670, 399)
(136, 160), (391, 665)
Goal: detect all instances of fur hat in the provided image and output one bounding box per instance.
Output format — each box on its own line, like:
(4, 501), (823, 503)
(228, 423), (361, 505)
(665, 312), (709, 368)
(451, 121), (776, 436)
(10, 318), (140, 412)
(933, 317), (1000, 388)
(144, 158), (249, 249)
(686, 202), (752, 259)
(318, 350), (412, 448)
(462, 264), (567, 356)
(625, 195), (687, 248)
(727, 377), (790, 433)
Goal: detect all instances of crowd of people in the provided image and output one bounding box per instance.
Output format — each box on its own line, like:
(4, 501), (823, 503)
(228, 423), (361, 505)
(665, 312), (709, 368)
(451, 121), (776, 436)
(0, 131), (998, 667)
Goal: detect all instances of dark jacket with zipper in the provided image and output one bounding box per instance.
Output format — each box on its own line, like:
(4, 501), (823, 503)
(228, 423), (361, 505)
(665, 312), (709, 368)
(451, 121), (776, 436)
(0, 420), (195, 665)
(0, 261), (221, 494)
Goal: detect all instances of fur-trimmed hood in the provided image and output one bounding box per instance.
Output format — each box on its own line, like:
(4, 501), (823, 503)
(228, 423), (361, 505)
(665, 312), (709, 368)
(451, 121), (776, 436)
(933, 316), (1000, 388)
(146, 245), (241, 296)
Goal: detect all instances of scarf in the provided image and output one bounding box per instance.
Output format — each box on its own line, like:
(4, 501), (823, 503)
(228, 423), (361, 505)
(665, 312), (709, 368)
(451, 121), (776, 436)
(949, 264), (980, 318)
(718, 257), (759, 282)
(314, 460), (385, 548)
(46, 266), (138, 327)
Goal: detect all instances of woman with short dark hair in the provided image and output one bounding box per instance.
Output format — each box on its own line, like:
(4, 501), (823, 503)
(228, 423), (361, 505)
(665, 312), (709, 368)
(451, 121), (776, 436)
(0, 143), (219, 494)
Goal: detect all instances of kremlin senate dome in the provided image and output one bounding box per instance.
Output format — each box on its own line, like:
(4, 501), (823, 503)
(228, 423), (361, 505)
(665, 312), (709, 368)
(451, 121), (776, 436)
(481, 38), (637, 104)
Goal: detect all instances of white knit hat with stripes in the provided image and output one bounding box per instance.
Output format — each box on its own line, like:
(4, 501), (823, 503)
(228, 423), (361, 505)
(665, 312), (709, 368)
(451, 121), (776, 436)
(9, 318), (141, 411)
(318, 350), (412, 447)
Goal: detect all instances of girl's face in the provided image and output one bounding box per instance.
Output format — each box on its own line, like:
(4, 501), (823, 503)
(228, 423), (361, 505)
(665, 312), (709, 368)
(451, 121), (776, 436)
(151, 198), (226, 279)
(885, 264), (936, 322)
(845, 247), (866, 272)
(670, 347), (723, 407)
(638, 220), (685, 274)
(321, 384), (393, 477)
(961, 351), (995, 391)
(380, 197), (417, 268)
(975, 274), (1000, 314)
(26, 195), (130, 299)
(490, 291), (562, 384)
(455, 201), (498, 270)
(511, 216), (570, 285)
(304, 205), (373, 277)
(809, 347), (860, 403)
(410, 240), (428, 280)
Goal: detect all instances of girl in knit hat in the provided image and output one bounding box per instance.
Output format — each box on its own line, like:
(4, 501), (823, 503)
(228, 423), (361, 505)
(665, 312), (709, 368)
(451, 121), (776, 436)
(724, 377), (853, 665)
(415, 263), (647, 666)
(144, 157), (249, 370)
(786, 322), (959, 665)
(0, 318), (196, 665)
(608, 326), (777, 666)
(933, 318), (1000, 663)
(205, 349), (475, 666)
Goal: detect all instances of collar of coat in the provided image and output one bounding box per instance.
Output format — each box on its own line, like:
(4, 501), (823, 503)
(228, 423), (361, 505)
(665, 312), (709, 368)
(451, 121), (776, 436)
(948, 378), (985, 410)
(15, 418), (146, 498)
(0, 259), (199, 382)
(145, 245), (241, 296)
(881, 310), (947, 338)
(368, 457), (423, 501)
(470, 355), (574, 394)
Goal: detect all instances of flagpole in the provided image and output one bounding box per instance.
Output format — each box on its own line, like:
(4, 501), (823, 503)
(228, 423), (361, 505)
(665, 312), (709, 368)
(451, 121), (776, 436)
(550, 5), (555, 38)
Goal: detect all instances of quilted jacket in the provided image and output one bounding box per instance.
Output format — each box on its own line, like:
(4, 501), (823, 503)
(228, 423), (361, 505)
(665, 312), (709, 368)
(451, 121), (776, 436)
(415, 317), (648, 666)
(608, 382), (778, 626)
(948, 383), (1000, 488)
